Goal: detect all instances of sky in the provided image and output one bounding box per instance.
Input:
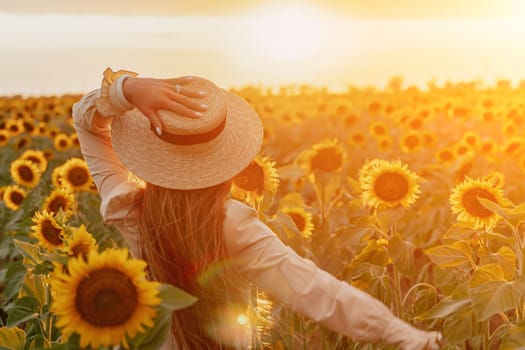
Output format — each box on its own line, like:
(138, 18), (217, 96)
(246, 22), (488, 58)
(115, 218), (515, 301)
(2, 0), (525, 95)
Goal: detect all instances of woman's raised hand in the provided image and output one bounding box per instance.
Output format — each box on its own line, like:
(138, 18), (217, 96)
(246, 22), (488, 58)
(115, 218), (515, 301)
(122, 76), (208, 135)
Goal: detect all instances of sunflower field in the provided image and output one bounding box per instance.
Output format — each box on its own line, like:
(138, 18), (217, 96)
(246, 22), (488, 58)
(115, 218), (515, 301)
(2, 77), (525, 349)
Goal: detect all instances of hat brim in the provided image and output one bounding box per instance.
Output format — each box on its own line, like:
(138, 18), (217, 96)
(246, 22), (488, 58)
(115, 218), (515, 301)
(111, 90), (263, 190)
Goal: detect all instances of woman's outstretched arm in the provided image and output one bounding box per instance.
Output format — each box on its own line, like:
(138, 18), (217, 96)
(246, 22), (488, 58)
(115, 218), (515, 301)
(224, 200), (443, 349)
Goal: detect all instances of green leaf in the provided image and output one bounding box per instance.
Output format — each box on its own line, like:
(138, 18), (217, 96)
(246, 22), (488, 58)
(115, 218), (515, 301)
(387, 235), (416, 277)
(5, 297), (39, 327)
(2, 262), (26, 301)
(469, 278), (525, 321)
(157, 284), (197, 312)
(442, 306), (477, 345)
(416, 296), (471, 320)
(424, 240), (474, 269)
(0, 327), (26, 350)
(375, 206), (406, 232)
(32, 260), (55, 275)
(128, 285), (196, 350)
(13, 240), (41, 268)
(469, 263), (506, 288)
(19, 274), (47, 307)
(478, 197), (508, 220)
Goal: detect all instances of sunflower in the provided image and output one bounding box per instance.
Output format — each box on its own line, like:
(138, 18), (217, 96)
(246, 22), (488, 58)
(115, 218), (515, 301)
(348, 131), (366, 146)
(461, 131), (480, 149)
(232, 154), (279, 196)
(42, 187), (75, 218)
(502, 137), (525, 157)
(20, 149), (48, 173)
(281, 206), (314, 239)
(450, 176), (506, 230)
(3, 185), (26, 210)
(400, 131), (421, 153)
(10, 159), (42, 189)
(60, 158), (93, 192)
(51, 248), (161, 349)
(5, 119), (23, 136)
(305, 139), (345, 173)
(377, 136), (392, 152)
(69, 133), (80, 148)
(358, 159), (389, 184)
(14, 136), (30, 150)
(51, 165), (64, 188)
(369, 121), (388, 138)
(435, 147), (456, 164)
(31, 210), (66, 251)
(0, 129), (9, 146)
(360, 159), (421, 209)
(482, 171), (505, 189)
(53, 133), (71, 151)
(64, 224), (97, 259)
(479, 139), (498, 159)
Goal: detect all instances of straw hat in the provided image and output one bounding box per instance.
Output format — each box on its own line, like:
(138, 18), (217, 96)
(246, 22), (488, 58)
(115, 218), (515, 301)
(110, 77), (263, 190)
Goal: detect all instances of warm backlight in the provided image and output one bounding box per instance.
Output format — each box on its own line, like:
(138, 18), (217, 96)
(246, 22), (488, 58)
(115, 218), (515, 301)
(250, 5), (325, 62)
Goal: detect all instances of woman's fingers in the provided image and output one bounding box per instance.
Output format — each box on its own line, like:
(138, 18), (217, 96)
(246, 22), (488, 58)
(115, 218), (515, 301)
(143, 109), (164, 135)
(171, 84), (207, 98)
(162, 100), (203, 119)
(167, 90), (207, 111)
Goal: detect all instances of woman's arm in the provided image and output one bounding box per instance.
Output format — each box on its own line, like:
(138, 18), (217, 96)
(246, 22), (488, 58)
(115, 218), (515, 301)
(224, 200), (443, 349)
(72, 69), (207, 222)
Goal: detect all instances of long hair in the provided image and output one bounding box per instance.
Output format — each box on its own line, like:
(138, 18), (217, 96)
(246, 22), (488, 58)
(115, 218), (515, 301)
(137, 180), (251, 349)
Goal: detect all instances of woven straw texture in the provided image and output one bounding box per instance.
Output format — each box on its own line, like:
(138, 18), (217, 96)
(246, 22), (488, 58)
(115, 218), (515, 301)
(110, 77), (263, 189)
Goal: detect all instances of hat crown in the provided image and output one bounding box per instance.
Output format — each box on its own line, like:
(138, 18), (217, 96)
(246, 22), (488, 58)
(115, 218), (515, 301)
(157, 77), (227, 136)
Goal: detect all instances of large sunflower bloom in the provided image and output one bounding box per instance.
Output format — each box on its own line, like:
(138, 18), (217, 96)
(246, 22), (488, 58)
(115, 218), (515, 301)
(20, 149), (48, 174)
(31, 210), (65, 252)
(232, 154), (279, 201)
(3, 185), (26, 210)
(51, 248), (161, 349)
(360, 159), (421, 209)
(42, 187), (75, 218)
(60, 158), (93, 192)
(450, 176), (506, 230)
(10, 158), (42, 189)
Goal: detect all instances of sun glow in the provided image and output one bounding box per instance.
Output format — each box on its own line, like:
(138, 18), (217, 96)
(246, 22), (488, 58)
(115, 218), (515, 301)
(249, 5), (327, 62)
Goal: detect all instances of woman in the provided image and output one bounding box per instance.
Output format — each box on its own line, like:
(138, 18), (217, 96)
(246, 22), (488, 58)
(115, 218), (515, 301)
(73, 68), (444, 349)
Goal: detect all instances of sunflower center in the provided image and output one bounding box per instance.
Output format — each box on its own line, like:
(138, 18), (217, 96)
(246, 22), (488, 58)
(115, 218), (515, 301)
(41, 219), (63, 246)
(461, 189), (496, 218)
(374, 172), (409, 202)
(18, 165), (35, 182)
(10, 191), (24, 205)
(76, 268), (138, 327)
(404, 135), (419, 149)
(310, 148), (343, 172)
(233, 162), (265, 192)
(67, 166), (89, 187)
(288, 212), (306, 232)
(48, 196), (67, 214)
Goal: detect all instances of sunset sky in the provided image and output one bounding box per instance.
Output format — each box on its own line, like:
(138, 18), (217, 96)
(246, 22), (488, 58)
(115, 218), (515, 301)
(2, 0), (525, 95)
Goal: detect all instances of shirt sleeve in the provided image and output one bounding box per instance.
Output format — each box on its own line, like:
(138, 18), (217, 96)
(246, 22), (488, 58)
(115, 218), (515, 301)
(72, 89), (143, 253)
(223, 200), (442, 348)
